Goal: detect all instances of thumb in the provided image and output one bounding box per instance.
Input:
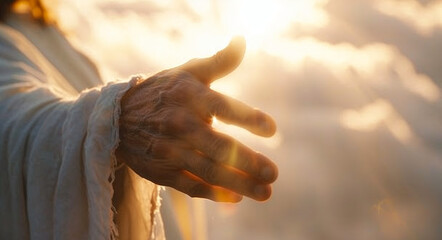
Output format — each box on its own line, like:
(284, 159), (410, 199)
(177, 36), (246, 85)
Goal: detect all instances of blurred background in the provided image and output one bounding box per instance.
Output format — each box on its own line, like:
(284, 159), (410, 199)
(53, 0), (442, 239)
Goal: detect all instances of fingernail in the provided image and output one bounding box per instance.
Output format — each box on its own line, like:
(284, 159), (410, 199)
(260, 120), (271, 132)
(257, 114), (276, 136)
(254, 185), (270, 200)
(261, 166), (276, 182)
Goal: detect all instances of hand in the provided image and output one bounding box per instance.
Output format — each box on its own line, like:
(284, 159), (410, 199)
(116, 37), (278, 202)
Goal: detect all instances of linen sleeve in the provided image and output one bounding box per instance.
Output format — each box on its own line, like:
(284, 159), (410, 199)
(0, 25), (143, 240)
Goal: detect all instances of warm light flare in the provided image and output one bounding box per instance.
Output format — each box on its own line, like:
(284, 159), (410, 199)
(221, 0), (288, 40)
(217, 0), (328, 48)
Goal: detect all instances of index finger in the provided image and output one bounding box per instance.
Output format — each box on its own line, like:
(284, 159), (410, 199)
(195, 89), (277, 137)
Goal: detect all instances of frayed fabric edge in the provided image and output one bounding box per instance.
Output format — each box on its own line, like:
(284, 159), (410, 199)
(109, 75), (145, 240)
(150, 186), (165, 240)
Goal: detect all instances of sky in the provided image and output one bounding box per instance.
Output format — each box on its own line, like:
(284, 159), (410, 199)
(54, 0), (442, 239)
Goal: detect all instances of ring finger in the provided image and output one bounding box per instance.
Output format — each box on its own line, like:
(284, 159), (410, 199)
(176, 147), (272, 201)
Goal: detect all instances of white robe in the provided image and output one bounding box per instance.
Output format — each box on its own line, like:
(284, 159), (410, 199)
(0, 13), (164, 240)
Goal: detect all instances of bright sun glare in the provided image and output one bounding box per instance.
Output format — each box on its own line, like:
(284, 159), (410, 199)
(217, 0), (328, 47)
(222, 0), (288, 38)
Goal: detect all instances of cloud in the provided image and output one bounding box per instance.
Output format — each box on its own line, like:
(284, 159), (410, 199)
(289, 0), (442, 89)
(375, 0), (442, 36)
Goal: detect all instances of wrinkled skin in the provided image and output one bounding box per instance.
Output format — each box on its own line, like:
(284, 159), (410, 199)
(116, 37), (278, 202)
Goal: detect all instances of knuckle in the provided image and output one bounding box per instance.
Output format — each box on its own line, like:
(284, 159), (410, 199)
(209, 136), (232, 162)
(206, 92), (227, 116)
(183, 116), (201, 135)
(170, 110), (201, 136)
(157, 108), (189, 134)
(175, 72), (206, 99)
(200, 163), (218, 185)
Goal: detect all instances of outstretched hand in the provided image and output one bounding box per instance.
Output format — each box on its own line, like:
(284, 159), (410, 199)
(116, 37), (278, 202)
